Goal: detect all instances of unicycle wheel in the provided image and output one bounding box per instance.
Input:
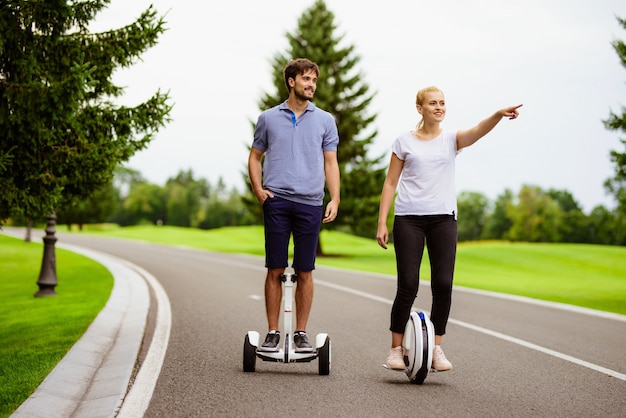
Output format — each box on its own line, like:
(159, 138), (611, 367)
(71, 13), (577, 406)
(404, 311), (434, 385)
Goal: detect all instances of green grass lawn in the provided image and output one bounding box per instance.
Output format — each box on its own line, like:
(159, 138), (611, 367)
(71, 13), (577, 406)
(81, 224), (626, 315)
(0, 234), (113, 418)
(452, 241), (626, 313)
(2, 224), (625, 417)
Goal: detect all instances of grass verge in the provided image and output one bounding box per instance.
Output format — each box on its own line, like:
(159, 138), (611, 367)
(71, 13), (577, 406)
(0, 234), (113, 418)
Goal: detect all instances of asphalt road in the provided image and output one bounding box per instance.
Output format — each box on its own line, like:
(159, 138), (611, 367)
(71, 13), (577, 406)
(50, 233), (626, 417)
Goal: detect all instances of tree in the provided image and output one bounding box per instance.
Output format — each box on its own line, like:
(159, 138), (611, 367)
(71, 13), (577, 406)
(0, 1), (172, 224)
(481, 189), (514, 240)
(108, 166), (146, 225)
(587, 205), (619, 244)
(546, 188), (590, 243)
(248, 0), (385, 242)
(457, 191), (489, 241)
(120, 181), (166, 226)
(603, 16), (626, 222)
(198, 178), (255, 229)
(163, 169), (209, 227)
(506, 185), (563, 242)
(56, 181), (118, 230)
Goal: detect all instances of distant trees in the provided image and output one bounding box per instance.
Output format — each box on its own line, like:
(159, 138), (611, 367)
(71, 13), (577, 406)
(49, 168), (622, 246)
(163, 170), (209, 227)
(196, 178), (255, 229)
(547, 189), (591, 243)
(56, 168), (255, 230)
(56, 182), (118, 230)
(0, 2), (172, 224)
(455, 185), (620, 244)
(117, 181), (166, 226)
(506, 186), (563, 242)
(457, 191), (489, 241)
(481, 189), (514, 240)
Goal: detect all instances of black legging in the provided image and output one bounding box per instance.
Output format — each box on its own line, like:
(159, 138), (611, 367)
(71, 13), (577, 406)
(390, 214), (457, 336)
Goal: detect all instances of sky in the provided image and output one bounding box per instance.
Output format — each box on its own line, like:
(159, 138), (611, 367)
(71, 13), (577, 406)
(90, 0), (626, 213)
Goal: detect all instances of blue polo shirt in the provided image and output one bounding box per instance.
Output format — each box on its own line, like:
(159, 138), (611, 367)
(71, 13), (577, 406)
(252, 101), (339, 206)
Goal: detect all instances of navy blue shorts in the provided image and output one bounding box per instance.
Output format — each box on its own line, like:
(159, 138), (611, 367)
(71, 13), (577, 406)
(262, 196), (323, 271)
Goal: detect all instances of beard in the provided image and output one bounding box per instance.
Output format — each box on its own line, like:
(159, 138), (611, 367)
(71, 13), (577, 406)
(294, 87), (315, 101)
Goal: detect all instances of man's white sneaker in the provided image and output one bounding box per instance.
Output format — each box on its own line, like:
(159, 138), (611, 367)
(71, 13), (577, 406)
(385, 346), (405, 370)
(432, 345), (453, 371)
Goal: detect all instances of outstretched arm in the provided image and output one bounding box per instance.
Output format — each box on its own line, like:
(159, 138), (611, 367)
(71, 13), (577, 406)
(456, 104), (523, 150)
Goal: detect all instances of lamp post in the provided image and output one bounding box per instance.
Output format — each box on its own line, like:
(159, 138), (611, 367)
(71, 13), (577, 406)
(35, 213), (58, 297)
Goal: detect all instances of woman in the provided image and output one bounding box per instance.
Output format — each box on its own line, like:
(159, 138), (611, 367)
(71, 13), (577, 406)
(376, 86), (521, 371)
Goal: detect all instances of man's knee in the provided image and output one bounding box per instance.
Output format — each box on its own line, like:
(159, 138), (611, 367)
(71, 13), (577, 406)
(295, 270), (313, 282)
(267, 268), (285, 280)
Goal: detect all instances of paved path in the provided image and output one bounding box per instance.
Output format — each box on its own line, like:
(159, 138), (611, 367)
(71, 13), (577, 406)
(5, 229), (626, 417)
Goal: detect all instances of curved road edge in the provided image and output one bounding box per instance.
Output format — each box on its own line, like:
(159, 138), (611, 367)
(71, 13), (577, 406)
(116, 259), (171, 418)
(9, 240), (171, 418)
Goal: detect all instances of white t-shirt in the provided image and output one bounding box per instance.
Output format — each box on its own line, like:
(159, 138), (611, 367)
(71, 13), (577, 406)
(392, 130), (460, 218)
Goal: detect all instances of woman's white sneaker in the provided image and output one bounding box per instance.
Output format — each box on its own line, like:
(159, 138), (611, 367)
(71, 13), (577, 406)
(432, 345), (453, 371)
(386, 346), (406, 370)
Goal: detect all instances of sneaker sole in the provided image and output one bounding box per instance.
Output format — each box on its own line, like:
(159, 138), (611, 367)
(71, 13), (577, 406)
(382, 364), (407, 371)
(257, 347), (279, 352)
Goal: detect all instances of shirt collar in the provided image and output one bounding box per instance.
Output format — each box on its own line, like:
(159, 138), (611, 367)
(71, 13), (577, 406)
(279, 100), (316, 113)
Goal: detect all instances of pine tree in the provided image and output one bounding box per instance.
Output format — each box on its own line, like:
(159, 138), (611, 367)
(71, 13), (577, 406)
(0, 1), (172, 223)
(250, 0), (385, 241)
(603, 16), (626, 243)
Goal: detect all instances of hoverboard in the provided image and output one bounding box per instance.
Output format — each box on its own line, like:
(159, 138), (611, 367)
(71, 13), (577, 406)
(243, 272), (331, 375)
(383, 310), (435, 385)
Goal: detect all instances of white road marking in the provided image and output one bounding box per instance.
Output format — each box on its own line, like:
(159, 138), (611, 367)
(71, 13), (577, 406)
(449, 317), (626, 381)
(315, 279), (626, 382)
(117, 263), (172, 418)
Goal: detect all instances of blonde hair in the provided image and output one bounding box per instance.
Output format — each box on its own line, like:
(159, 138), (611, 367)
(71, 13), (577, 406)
(415, 86), (443, 130)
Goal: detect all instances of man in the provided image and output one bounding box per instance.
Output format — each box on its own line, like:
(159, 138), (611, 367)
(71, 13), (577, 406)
(248, 58), (340, 352)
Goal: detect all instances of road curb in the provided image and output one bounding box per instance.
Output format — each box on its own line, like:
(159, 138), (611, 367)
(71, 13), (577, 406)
(10, 242), (154, 418)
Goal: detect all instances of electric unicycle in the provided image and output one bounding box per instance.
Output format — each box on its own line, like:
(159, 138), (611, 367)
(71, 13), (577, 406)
(384, 310), (435, 385)
(243, 272), (331, 375)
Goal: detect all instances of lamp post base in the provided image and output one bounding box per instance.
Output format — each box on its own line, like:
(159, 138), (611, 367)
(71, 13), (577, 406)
(35, 213), (58, 297)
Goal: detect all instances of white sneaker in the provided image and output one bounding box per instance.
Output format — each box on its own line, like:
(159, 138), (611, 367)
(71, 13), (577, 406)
(386, 346), (405, 370)
(432, 345), (453, 371)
